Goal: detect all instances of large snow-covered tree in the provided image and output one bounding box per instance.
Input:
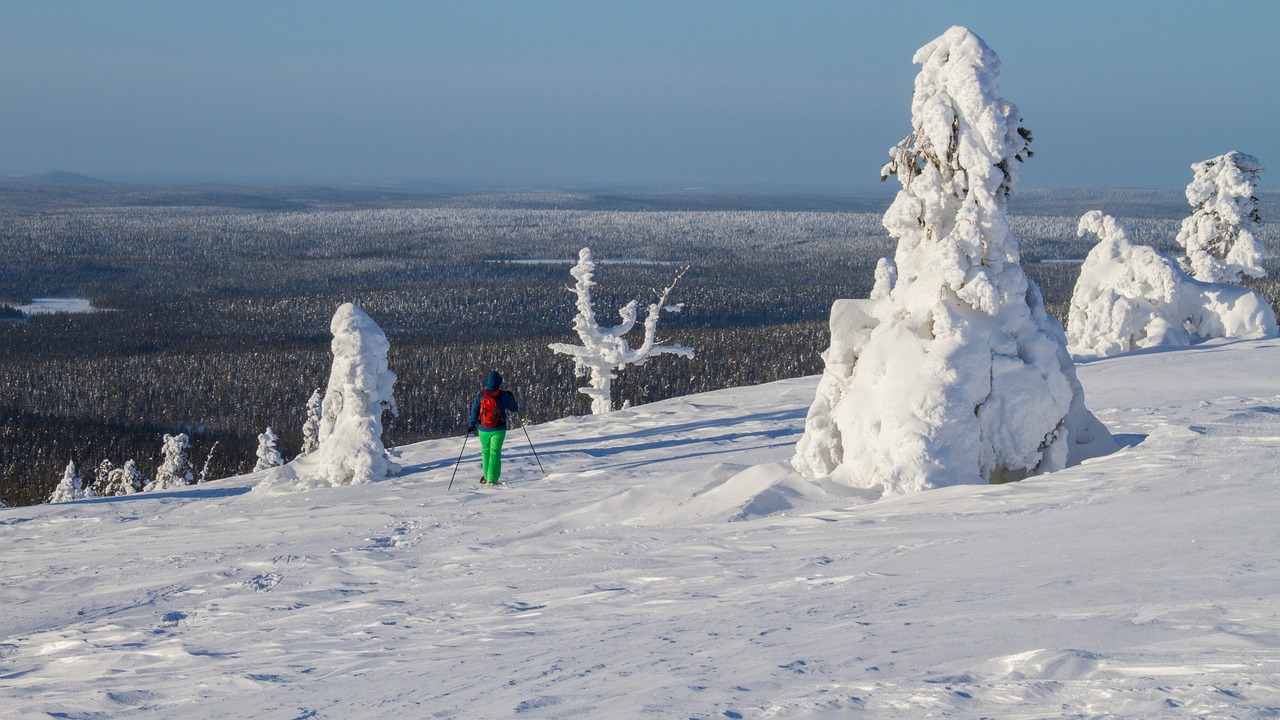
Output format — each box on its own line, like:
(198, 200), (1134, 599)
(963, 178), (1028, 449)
(549, 247), (694, 414)
(149, 433), (193, 491)
(1068, 211), (1277, 356)
(1175, 151), (1264, 283)
(254, 427), (284, 472)
(49, 460), (87, 503)
(793, 26), (1114, 495)
(287, 303), (399, 488)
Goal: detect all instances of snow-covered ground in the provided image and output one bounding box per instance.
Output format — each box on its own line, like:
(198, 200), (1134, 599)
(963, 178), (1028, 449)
(4, 339), (1280, 718)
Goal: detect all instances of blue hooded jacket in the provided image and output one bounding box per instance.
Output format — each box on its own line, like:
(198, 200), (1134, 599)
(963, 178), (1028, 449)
(469, 371), (520, 430)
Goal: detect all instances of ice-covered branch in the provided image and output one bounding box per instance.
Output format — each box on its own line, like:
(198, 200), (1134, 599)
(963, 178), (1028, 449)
(550, 248), (694, 414)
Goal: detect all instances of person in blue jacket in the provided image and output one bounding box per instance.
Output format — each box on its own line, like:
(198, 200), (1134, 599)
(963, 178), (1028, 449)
(468, 370), (520, 484)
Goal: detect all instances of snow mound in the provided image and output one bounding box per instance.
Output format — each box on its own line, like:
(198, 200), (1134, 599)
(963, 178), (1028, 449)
(1068, 211), (1277, 357)
(536, 462), (836, 530)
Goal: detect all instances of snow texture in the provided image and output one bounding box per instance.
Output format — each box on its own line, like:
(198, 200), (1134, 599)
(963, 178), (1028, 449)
(1176, 151), (1265, 283)
(262, 303), (399, 490)
(549, 247), (694, 414)
(795, 26), (1114, 495)
(4, 339), (1280, 718)
(1069, 211), (1278, 357)
(149, 433), (193, 491)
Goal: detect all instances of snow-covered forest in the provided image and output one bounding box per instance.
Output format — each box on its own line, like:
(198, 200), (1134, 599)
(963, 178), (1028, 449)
(1, 180), (1279, 505)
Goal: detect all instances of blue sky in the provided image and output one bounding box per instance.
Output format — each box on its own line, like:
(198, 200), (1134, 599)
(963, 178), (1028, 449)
(1, 1), (1276, 189)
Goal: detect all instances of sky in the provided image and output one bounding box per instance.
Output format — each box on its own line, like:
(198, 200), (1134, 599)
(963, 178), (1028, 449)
(1, 0), (1276, 190)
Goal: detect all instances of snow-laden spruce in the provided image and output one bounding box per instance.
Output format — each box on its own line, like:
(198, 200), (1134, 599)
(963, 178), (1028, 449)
(549, 247), (693, 414)
(92, 460), (113, 497)
(298, 389), (323, 458)
(1176, 152), (1264, 283)
(149, 433), (193, 491)
(253, 427), (284, 472)
(794, 26), (1114, 494)
(262, 303), (399, 490)
(1068, 211), (1277, 356)
(102, 459), (147, 496)
(48, 460), (90, 503)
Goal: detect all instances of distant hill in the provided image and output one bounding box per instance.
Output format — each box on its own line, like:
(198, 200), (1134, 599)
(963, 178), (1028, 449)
(5, 170), (113, 186)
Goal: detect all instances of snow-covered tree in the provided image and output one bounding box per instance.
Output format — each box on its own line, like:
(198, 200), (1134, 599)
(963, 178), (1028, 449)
(287, 303), (399, 488)
(298, 388), (323, 458)
(794, 26), (1114, 495)
(254, 427), (284, 471)
(148, 433), (193, 491)
(92, 459), (114, 497)
(1068, 211), (1277, 356)
(102, 459), (147, 496)
(49, 460), (87, 503)
(549, 247), (694, 414)
(1175, 151), (1264, 283)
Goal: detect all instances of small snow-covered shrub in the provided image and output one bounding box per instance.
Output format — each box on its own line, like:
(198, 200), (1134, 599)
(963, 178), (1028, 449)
(103, 459), (147, 496)
(1067, 211), (1277, 356)
(298, 389), (323, 458)
(149, 433), (193, 491)
(253, 427), (284, 472)
(48, 460), (87, 503)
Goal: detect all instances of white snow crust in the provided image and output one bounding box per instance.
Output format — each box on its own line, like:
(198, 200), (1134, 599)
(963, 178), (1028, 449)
(1069, 211), (1278, 357)
(4, 339), (1280, 718)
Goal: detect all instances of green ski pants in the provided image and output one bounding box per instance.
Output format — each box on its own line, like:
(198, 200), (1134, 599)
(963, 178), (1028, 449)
(478, 428), (507, 482)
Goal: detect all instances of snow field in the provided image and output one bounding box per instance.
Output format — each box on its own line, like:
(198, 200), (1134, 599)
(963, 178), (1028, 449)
(2, 340), (1280, 718)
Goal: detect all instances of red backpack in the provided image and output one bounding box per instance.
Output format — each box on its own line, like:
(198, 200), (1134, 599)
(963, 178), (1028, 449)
(478, 389), (503, 428)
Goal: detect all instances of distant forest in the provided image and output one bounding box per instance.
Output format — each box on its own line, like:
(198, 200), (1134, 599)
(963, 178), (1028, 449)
(2, 181), (1277, 506)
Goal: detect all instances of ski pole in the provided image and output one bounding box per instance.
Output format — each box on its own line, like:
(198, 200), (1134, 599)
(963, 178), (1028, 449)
(447, 429), (471, 491)
(516, 414), (547, 478)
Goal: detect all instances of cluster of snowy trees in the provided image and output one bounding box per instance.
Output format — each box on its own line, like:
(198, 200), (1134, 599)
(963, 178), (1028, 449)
(47, 433), (201, 503)
(793, 27), (1275, 498)
(1066, 153), (1276, 356)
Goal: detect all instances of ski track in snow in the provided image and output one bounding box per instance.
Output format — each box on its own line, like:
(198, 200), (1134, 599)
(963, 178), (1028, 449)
(3, 339), (1280, 718)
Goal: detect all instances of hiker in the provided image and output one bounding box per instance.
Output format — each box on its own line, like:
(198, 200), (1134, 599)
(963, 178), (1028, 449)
(468, 370), (520, 485)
